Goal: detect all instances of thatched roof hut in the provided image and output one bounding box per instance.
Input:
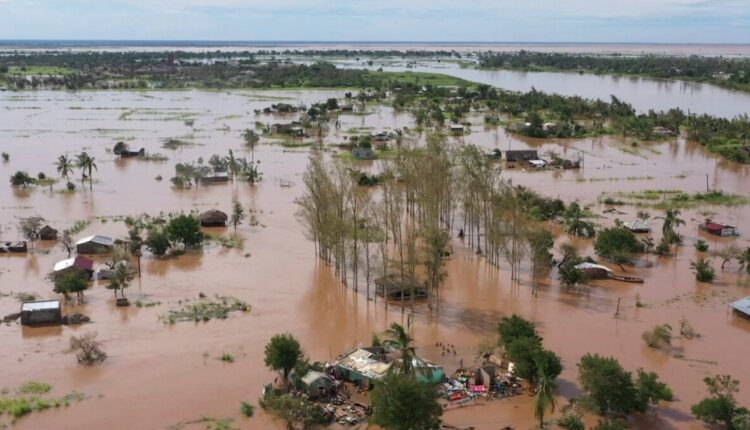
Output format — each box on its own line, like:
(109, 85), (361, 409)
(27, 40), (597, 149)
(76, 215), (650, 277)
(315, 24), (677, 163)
(199, 209), (228, 227)
(39, 225), (58, 241)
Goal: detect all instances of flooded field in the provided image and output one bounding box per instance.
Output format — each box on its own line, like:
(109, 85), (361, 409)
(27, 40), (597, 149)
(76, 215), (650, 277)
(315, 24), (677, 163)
(1, 89), (750, 430)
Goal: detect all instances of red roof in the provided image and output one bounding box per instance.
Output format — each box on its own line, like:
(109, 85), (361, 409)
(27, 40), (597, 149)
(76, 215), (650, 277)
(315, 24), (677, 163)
(73, 256), (94, 271)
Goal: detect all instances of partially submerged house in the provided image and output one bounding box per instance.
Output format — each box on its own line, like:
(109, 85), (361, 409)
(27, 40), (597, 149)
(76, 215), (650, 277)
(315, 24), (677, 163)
(651, 126), (676, 137)
(527, 159), (547, 169)
(200, 172), (230, 184)
(300, 370), (335, 399)
(333, 348), (391, 389)
(199, 209), (228, 227)
(76, 235), (114, 254)
(271, 122), (305, 137)
(20, 300), (62, 325)
(730, 297), (750, 320)
(624, 219), (651, 233)
(699, 221), (740, 237)
(53, 255), (94, 279)
(450, 124), (465, 135)
(352, 147), (375, 160)
(39, 225), (58, 241)
(119, 148), (145, 158)
(505, 150), (538, 163)
(1, 241), (27, 253)
(374, 274), (427, 299)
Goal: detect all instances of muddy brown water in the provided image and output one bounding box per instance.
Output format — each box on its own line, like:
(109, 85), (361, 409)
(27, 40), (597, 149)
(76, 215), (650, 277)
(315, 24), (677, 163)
(1, 89), (749, 429)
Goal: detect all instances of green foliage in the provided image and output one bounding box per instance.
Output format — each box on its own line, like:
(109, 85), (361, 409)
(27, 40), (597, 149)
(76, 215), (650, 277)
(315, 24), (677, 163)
(17, 382), (52, 395)
(10, 170), (35, 187)
(695, 239), (709, 252)
(370, 373), (443, 430)
(592, 419), (630, 430)
(264, 333), (302, 378)
(557, 412), (585, 430)
(239, 401), (254, 417)
(219, 353), (235, 363)
(594, 227), (644, 263)
(166, 214), (204, 248)
(506, 337), (562, 383)
(692, 375), (747, 429)
(691, 257), (716, 282)
(160, 295), (249, 325)
(497, 314), (540, 349)
(577, 354), (671, 416)
(564, 203), (596, 238)
(145, 227), (171, 256)
(53, 270), (89, 301)
(382, 322), (417, 375)
(259, 389), (332, 429)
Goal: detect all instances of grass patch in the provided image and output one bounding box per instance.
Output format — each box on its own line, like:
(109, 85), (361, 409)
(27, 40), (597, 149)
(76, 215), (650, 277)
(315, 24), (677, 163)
(366, 70), (473, 87)
(168, 416), (238, 430)
(207, 233), (244, 249)
(219, 353), (235, 363)
(162, 138), (194, 150)
(17, 382), (51, 395)
(0, 383), (85, 422)
(599, 189), (750, 209)
(7, 66), (73, 76)
(134, 300), (161, 308)
(160, 295), (250, 325)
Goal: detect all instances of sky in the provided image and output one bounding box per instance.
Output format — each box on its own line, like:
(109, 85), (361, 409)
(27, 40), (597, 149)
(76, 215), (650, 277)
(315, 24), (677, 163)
(0, 0), (749, 43)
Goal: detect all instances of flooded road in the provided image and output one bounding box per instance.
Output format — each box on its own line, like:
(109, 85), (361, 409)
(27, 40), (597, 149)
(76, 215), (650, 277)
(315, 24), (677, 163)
(1, 89), (749, 429)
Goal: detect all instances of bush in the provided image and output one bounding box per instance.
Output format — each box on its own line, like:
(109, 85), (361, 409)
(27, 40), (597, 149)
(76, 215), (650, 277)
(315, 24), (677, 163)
(641, 324), (672, 350)
(1, 152), (9, 161)
(691, 258), (716, 282)
(240, 401), (254, 417)
(10, 170), (35, 187)
(370, 373), (443, 430)
(594, 227), (644, 263)
(67, 332), (107, 365)
(259, 390), (331, 429)
(557, 412), (585, 430)
(166, 214), (204, 248)
(145, 227), (171, 256)
(695, 239), (709, 252)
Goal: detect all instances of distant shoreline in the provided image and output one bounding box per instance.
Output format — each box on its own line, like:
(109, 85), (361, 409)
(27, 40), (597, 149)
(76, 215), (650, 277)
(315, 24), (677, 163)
(2, 40), (750, 57)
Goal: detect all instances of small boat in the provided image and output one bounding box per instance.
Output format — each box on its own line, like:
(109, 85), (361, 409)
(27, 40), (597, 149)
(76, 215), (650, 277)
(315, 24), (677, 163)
(607, 274), (645, 283)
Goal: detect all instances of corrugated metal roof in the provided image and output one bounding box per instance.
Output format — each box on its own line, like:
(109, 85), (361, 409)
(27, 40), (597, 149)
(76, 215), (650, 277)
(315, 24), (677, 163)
(575, 262), (613, 273)
(76, 235), (114, 246)
(334, 348), (392, 379)
(301, 370), (330, 385)
(21, 300), (60, 311)
(53, 256), (93, 272)
(730, 297), (750, 316)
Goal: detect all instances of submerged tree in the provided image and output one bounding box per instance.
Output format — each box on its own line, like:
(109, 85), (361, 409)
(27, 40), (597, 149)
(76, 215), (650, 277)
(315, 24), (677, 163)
(692, 375), (748, 429)
(75, 151), (97, 182)
(264, 333), (302, 380)
(231, 201), (245, 230)
(18, 216), (45, 249)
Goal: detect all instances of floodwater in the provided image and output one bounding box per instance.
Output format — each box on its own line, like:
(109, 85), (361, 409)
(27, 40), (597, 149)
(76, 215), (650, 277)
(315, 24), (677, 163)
(1, 89), (749, 430)
(340, 60), (750, 118)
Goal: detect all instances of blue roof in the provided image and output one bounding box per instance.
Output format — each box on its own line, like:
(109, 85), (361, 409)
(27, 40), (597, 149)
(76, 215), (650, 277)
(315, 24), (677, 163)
(730, 297), (750, 316)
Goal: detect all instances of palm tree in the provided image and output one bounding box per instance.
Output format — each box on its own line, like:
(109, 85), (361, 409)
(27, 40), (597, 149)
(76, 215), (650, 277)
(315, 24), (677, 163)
(382, 322), (416, 375)
(564, 203), (595, 238)
(659, 209), (685, 244)
(75, 151), (97, 181)
(533, 373), (557, 429)
(55, 155), (74, 181)
(242, 129), (259, 164)
(737, 247), (750, 274)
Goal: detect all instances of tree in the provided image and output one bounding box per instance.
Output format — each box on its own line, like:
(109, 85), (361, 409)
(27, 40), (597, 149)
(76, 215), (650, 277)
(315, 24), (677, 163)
(594, 227), (644, 263)
(533, 372), (557, 428)
(528, 229), (554, 296)
(737, 247), (750, 274)
(10, 170), (35, 187)
(506, 336), (562, 383)
(635, 369), (673, 409)
(691, 257), (716, 282)
(242, 129), (260, 164)
(18, 216), (45, 249)
(54, 270), (89, 301)
(166, 214), (204, 248)
(107, 260), (134, 299)
(577, 353), (639, 415)
(128, 226), (143, 277)
(264, 333), (302, 379)
(231, 201), (245, 230)
(370, 373), (442, 430)
(145, 227), (171, 256)
(564, 203), (595, 238)
(497, 314), (540, 350)
(382, 322), (416, 375)
(692, 375), (747, 429)
(59, 229), (74, 257)
(67, 332), (107, 365)
(659, 209), (685, 244)
(75, 151), (97, 181)
(55, 154), (74, 181)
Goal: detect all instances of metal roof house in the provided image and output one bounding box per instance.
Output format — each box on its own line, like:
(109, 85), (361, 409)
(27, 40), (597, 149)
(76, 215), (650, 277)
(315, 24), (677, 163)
(300, 370), (334, 399)
(699, 221), (740, 237)
(730, 297), (750, 320)
(505, 150), (538, 163)
(76, 235), (114, 254)
(624, 219), (651, 233)
(333, 348), (392, 388)
(20, 300), (62, 325)
(53, 256), (94, 278)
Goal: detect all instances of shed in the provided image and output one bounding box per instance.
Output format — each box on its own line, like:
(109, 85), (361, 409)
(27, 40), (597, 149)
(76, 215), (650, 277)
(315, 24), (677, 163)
(39, 225), (58, 241)
(120, 148), (145, 158)
(199, 209), (228, 227)
(699, 221), (740, 237)
(527, 159), (547, 169)
(624, 219), (651, 233)
(450, 124), (465, 134)
(730, 297), (750, 320)
(301, 370), (334, 399)
(76, 235), (114, 254)
(375, 274), (427, 299)
(53, 256), (94, 278)
(505, 150), (538, 163)
(201, 173), (230, 184)
(20, 300), (62, 325)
